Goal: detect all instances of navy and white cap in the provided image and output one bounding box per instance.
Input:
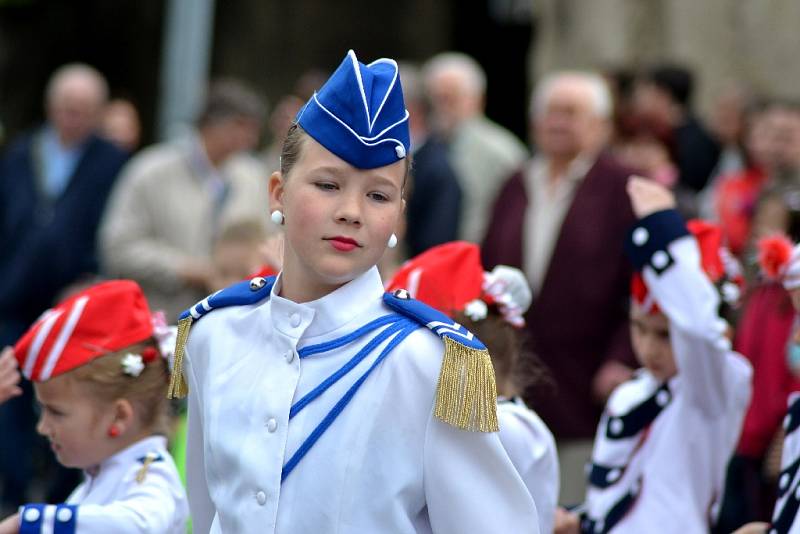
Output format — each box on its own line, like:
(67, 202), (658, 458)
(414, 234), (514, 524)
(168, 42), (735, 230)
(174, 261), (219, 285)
(296, 49), (410, 169)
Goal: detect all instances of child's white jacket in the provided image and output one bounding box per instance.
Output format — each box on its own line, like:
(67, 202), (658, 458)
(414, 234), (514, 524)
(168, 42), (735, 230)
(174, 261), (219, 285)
(771, 393), (800, 533)
(583, 210), (753, 534)
(184, 266), (540, 534)
(18, 435), (188, 534)
(498, 396), (559, 534)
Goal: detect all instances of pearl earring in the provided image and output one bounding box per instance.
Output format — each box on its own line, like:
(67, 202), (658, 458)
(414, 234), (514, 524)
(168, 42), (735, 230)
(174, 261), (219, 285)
(387, 233), (398, 249)
(270, 210), (285, 225)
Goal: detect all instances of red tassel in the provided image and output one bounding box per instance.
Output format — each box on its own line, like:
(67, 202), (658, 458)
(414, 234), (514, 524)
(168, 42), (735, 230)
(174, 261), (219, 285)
(758, 234), (794, 280)
(141, 346), (158, 363)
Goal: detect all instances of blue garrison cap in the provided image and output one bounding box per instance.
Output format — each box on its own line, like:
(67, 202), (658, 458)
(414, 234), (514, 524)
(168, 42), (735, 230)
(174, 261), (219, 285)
(296, 50), (410, 169)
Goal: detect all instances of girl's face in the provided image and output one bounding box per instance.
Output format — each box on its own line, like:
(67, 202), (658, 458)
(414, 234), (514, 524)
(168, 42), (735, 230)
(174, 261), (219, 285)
(629, 306), (677, 382)
(34, 375), (116, 469)
(270, 136), (405, 301)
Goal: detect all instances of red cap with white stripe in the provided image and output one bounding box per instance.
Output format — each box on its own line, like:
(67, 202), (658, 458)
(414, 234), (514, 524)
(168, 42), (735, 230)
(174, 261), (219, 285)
(13, 280), (154, 382)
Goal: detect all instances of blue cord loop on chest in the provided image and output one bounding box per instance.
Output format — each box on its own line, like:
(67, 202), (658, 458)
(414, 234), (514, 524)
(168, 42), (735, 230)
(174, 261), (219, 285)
(281, 313), (419, 483)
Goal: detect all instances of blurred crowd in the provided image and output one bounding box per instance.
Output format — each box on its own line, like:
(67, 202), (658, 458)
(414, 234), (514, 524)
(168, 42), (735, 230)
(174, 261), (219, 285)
(1, 52), (799, 532)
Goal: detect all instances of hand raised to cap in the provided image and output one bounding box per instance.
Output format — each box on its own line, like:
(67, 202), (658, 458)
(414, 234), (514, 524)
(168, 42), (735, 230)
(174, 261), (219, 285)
(0, 346), (22, 405)
(627, 175), (677, 219)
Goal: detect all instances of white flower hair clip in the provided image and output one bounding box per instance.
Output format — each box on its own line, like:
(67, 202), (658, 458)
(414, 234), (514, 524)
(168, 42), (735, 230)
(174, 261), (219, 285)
(121, 353), (145, 377)
(481, 265), (532, 328)
(464, 299), (488, 322)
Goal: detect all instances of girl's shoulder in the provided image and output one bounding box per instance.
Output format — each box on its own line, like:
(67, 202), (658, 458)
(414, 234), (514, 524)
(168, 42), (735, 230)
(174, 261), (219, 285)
(383, 290), (500, 433)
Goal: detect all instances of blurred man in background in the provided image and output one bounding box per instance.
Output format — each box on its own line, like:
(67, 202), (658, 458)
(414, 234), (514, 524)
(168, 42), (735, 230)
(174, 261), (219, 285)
(423, 52), (527, 243)
(0, 62), (128, 512)
(100, 78), (271, 321)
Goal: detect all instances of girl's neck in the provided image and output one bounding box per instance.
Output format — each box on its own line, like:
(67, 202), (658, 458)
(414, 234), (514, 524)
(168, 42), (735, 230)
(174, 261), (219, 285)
(279, 270), (343, 303)
(279, 252), (350, 303)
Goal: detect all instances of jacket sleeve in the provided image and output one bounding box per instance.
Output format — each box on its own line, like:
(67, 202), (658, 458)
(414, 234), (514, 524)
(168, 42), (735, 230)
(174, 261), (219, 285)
(98, 160), (191, 293)
(424, 411), (541, 533)
(185, 345), (217, 534)
(17, 466), (184, 534)
(625, 209), (752, 416)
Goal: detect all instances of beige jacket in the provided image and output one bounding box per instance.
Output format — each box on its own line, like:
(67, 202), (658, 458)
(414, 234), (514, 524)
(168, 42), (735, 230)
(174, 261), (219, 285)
(99, 136), (272, 321)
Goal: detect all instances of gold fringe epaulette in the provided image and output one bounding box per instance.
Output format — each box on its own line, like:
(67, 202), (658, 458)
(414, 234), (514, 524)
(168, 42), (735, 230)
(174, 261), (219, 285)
(167, 316), (192, 399)
(434, 337), (499, 432)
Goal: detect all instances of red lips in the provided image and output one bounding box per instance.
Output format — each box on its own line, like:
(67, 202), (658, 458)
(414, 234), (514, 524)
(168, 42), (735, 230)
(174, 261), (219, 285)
(326, 236), (360, 252)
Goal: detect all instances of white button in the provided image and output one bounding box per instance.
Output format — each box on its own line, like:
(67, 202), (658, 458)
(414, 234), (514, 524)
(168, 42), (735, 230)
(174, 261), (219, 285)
(23, 508), (40, 522)
(714, 337), (732, 352)
(656, 390), (671, 407)
(284, 350), (295, 363)
(395, 145), (406, 158)
(652, 250), (669, 269)
(781, 473), (790, 490)
(256, 491), (267, 505)
(606, 468), (621, 483)
(290, 313), (301, 327)
(632, 227), (649, 246)
(56, 507), (72, 522)
(266, 418), (277, 432)
(609, 418), (624, 435)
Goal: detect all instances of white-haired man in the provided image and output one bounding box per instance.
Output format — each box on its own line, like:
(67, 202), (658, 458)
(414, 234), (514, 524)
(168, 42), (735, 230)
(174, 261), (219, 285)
(423, 52), (528, 243)
(0, 62), (128, 511)
(482, 71), (639, 504)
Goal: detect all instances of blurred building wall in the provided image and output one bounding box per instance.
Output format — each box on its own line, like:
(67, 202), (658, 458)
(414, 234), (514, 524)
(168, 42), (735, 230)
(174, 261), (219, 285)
(532, 0), (800, 115)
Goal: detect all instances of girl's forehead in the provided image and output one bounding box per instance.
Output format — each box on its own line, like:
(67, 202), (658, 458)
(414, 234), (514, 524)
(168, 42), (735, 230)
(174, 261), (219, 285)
(34, 374), (72, 401)
(295, 138), (405, 188)
(35, 372), (86, 401)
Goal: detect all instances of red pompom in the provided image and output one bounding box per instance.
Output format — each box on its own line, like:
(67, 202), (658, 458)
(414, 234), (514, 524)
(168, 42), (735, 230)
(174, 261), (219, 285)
(757, 234), (794, 279)
(141, 346), (158, 363)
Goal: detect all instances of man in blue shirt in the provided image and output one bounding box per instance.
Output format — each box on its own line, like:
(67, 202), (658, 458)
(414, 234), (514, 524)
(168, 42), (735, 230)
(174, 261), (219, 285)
(0, 63), (128, 512)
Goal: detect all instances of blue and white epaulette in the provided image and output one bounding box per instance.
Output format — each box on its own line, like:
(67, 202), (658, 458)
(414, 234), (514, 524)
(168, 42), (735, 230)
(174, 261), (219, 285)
(384, 289), (498, 432)
(167, 276), (276, 398)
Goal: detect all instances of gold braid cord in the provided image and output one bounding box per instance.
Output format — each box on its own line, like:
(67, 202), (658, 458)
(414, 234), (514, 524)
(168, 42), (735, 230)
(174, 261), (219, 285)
(167, 316), (192, 399)
(135, 452), (159, 484)
(434, 337), (499, 432)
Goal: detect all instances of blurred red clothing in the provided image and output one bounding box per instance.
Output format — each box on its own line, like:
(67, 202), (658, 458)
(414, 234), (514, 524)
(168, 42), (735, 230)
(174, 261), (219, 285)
(735, 282), (800, 458)
(716, 168), (768, 256)
(249, 265), (278, 280)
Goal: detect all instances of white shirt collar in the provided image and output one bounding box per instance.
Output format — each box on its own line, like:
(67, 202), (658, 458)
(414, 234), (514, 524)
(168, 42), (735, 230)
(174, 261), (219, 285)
(90, 435), (168, 477)
(269, 266), (385, 338)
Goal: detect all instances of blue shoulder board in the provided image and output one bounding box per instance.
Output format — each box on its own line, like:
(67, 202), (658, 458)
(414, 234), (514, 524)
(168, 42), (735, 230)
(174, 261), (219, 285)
(168, 275), (276, 399)
(383, 289), (498, 433)
(179, 275), (276, 322)
(382, 290), (487, 351)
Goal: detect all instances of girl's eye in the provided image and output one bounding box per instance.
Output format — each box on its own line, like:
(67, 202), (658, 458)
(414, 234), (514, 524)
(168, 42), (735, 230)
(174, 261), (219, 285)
(45, 406), (65, 417)
(315, 182), (338, 191)
(368, 192), (390, 202)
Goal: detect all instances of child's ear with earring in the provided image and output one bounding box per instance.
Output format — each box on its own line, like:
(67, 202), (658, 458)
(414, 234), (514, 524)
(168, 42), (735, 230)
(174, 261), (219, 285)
(105, 398), (135, 439)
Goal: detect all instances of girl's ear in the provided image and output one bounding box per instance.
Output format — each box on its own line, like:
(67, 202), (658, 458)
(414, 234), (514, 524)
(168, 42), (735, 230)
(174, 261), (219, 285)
(111, 398), (135, 436)
(268, 171), (285, 213)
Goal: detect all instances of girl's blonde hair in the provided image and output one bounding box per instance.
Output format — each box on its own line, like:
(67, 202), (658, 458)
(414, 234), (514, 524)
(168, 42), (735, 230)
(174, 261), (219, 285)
(68, 339), (170, 435)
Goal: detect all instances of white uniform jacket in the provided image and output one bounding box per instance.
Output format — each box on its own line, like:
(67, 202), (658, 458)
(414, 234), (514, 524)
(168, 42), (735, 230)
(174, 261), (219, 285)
(183, 266), (540, 534)
(583, 210), (753, 534)
(771, 393), (800, 534)
(18, 436), (188, 534)
(498, 396), (559, 534)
